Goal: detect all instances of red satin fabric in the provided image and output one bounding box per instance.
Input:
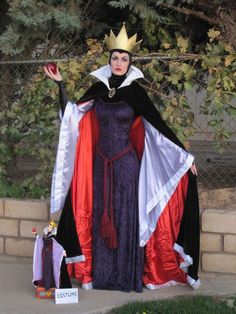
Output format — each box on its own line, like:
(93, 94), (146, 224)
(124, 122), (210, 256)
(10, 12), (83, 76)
(129, 116), (145, 160)
(143, 173), (189, 286)
(69, 108), (99, 283)
(70, 110), (189, 287)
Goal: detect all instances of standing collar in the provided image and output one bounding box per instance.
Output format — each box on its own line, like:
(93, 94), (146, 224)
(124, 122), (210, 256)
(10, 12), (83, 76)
(90, 64), (144, 90)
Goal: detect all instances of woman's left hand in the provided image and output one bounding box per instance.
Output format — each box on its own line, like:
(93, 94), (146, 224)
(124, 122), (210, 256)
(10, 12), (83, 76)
(44, 65), (62, 81)
(190, 162), (198, 176)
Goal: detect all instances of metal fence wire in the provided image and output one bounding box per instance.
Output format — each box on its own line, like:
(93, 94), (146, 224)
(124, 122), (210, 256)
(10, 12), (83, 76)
(0, 59), (235, 190)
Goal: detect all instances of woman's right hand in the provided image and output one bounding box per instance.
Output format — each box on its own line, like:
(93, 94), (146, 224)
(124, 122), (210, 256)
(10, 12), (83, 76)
(44, 64), (63, 82)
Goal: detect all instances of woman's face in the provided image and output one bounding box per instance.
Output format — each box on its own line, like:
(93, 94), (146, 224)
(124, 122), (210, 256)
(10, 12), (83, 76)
(110, 51), (130, 76)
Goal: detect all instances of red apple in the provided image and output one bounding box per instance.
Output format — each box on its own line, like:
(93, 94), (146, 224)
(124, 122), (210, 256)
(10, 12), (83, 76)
(45, 62), (58, 75)
(31, 227), (37, 233)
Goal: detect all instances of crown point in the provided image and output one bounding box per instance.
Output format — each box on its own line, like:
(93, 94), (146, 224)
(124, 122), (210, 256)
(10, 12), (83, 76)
(49, 219), (57, 229)
(105, 24), (142, 53)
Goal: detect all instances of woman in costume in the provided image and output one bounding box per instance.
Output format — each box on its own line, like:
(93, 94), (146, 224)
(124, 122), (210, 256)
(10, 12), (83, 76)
(44, 24), (200, 292)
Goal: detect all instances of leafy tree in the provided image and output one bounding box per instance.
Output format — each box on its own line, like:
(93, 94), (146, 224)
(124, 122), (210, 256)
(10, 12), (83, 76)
(109, 0), (236, 49)
(0, 0), (9, 33)
(0, 0), (235, 197)
(1, 32), (235, 198)
(0, 0), (128, 59)
(0, 0), (84, 58)
(1, 0), (236, 58)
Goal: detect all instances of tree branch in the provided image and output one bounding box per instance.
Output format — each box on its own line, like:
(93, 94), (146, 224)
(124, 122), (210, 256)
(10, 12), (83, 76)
(157, 3), (220, 25)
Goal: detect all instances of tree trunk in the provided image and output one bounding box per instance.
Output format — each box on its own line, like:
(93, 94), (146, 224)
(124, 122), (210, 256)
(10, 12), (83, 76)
(193, 1), (236, 48)
(158, 1), (236, 48)
(218, 8), (236, 48)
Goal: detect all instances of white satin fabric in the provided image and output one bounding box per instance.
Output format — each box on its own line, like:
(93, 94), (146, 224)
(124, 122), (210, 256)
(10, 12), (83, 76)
(51, 64), (144, 214)
(51, 103), (194, 247)
(173, 242), (201, 289)
(90, 64), (144, 90)
(50, 100), (93, 214)
(145, 276), (201, 290)
(65, 255), (85, 264)
(139, 119), (194, 246)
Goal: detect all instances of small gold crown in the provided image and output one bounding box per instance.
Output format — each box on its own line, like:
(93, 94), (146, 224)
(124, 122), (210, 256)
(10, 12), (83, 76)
(49, 220), (57, 229)
(105, 23), (142, 54)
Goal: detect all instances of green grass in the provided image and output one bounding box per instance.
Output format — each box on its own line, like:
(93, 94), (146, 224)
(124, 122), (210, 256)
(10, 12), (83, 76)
(108, 295), (236, 314)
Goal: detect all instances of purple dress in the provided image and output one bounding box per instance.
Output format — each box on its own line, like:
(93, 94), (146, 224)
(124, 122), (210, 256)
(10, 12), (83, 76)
(92, 98), (143, 292)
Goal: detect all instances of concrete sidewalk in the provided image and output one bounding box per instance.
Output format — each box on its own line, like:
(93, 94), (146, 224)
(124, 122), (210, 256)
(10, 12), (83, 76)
(0, 255), (236, 314)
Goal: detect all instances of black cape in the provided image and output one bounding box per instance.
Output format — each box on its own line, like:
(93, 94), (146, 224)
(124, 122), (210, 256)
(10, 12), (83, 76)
(56, 79), (200, 282)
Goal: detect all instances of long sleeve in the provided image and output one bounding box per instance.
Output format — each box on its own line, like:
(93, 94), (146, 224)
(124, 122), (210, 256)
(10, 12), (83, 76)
(131, 82), (200, 285)
(56, 80), (107, 116)
(56, 81), (68, 115)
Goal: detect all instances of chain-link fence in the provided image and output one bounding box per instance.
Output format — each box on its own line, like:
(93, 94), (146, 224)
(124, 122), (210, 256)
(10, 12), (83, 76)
(0, 58), (235, 192)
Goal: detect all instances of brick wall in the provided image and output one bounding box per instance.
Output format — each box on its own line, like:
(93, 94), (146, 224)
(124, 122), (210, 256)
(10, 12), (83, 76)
(199, 187), (236, 274)
(0, 198), (52, 257)
(201, 209), (236, 274)
(0, 190), (236, 275)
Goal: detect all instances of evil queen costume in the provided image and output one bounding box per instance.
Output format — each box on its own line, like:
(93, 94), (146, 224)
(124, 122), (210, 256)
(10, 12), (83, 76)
(32, 221), (72, 290)
(51, 24), (200, 292)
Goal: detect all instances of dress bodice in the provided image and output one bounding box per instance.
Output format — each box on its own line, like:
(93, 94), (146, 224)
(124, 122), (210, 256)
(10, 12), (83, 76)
(95, 98), (135, 158)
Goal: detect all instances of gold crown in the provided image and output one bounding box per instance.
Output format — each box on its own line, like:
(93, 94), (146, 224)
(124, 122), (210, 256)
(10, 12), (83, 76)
(105, 23), (142, 54)
(49, 220), (57, 229)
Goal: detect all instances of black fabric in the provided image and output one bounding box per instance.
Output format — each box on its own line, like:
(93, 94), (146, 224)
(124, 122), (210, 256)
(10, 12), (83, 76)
(55, 188), (82, 259)
(56, 80), (68, 115)
(108, 73), (126, 88)
(176, 171), (200, 280)
(42, 237), (55, 290)
(109, 49), (132, 62)
(60, 257), (72, 288)
(56, 76), (200, 282)
(77, 81), (186, 150)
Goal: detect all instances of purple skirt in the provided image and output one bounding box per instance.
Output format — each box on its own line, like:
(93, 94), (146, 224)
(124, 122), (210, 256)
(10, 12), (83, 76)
(92, 99), (143, 292)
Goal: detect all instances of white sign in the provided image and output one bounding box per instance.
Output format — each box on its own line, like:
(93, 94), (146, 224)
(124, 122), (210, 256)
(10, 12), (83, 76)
(55, 288), (79, 304)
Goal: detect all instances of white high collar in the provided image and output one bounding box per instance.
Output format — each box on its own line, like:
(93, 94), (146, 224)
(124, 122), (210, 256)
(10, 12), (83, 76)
(90, 64), (144, 90)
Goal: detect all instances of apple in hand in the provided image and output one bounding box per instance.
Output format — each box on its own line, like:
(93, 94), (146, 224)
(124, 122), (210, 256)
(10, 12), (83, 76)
(45, 62), (58, 75)
(31, 227), (37, 234)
